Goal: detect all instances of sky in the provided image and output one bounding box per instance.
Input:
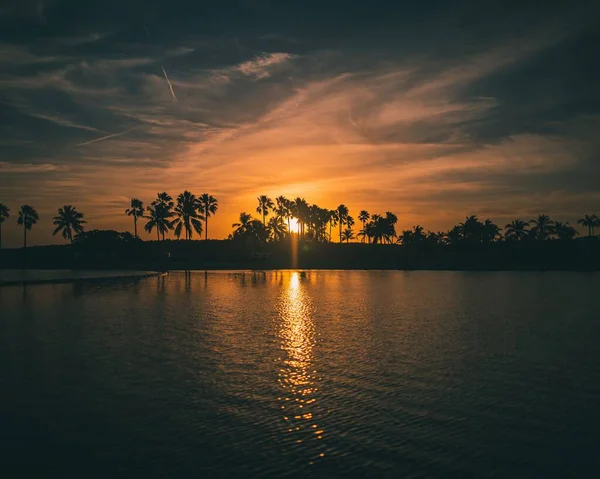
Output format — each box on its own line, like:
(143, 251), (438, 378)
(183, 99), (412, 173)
(1, 0), (599, 246)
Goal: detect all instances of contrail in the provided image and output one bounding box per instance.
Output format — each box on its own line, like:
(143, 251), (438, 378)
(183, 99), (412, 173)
(144, 25), (178, 102)
(75, 127), (137, 147)
(162, 66), (178, 101)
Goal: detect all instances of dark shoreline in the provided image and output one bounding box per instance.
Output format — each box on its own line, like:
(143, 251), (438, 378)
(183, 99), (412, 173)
(0, 270), (164, 287)
(2, 237), (599, 273)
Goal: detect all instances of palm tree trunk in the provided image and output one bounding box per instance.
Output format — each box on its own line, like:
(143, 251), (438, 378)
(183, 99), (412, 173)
(205, 217), (208, 241)
(134, 216), (138, 239)
(0, 222), (2, 249)
(263, 211), (266, 226)
(23, 226), (27, 248)
(339, 222), (342, 243)
(157, 229), (160, 241)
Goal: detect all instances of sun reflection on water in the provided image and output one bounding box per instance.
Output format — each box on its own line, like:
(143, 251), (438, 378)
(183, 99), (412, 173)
(277, 272), (324, 461)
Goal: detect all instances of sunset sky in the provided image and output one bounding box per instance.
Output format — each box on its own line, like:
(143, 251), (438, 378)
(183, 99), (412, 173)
(1, 0), (599, 247)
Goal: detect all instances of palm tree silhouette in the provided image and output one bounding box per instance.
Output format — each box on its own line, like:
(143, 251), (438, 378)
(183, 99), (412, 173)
(358, 210), (370, 243)
(17, 205), (39, 248)
(199, 193), (219, 240)
(482, 219), (501, 243)
(459, 215), (483, 243)
(335, 204), (349, 243)
(232, 212), (253, 236)
(156, 192), (174, 209)
(504, 219), (529, 242)
(126, 198), (144, 239)
(294, 198), (309, 240)
(150, 192), (174, 240)
(0, 203), (9, 249)
(578, 214), (599, 237)
(268, 215), (287, 241)
(346, 215), (355, 243)
(145, 203), (173, 241)
(341, 228), (355, 243)
(52, 205), (86, 244)
(554, 221), (578, 240)
(173, 191), (204, 240)
(398, 225), (426, 245)
(328, 209), (337, 242)
(384, 212), (398, 243)
(530, 214), (554, 241)
(256, 195), (274, 226)
(275, 196), (290, 233)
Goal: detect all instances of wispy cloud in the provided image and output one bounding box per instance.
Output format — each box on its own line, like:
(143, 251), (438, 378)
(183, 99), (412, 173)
(233, 52), (294, 79)
(29, 113), (100, 132)
(0, 161), (66, 173)
(75, 127), (137, 147)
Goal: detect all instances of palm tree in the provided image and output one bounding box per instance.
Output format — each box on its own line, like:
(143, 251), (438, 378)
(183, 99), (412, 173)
(368, 214), (396, 244)
(155, 192), (174, 209)
(294, 198), (309, 239)
(335, 204), (349, 243)
(52, 205), (86, 244)
(482, 219), (501, 243)
(554, 221), (578, 240)
(397, 225), (425, 245)
(199, 193), (219, 240)
(275, 196), (290, 232)
(341, 228), (355, 243)
(578, 214), (599, 237)
(358, 210), (370, 243)
(145, 203), (173, 241)
(232, 212), (253, 236)
(268, 215), (287, 242)
(173, 191), (204, 240)
(460, 215), (483, 243)
(0, 203), (9, 249)
(384, 212), (398, 243)
(256, 195), (274, 226)
(17, 205), (39, 248)
(530, 214), (554, 241)
(504, 219), (529, 242)
(398, 229), (414, 245)
(150, 192), (174, 240)
(328, 209), (337, 242)
(427, 231), (445, 245)
(126, 198), (144, 239)
(446, 225), (463, 245)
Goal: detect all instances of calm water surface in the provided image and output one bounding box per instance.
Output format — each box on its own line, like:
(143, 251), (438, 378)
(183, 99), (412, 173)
(1, 271), (599, 478)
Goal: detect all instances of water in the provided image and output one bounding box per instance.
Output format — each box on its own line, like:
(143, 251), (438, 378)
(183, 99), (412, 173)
(1, 271), (599, 478)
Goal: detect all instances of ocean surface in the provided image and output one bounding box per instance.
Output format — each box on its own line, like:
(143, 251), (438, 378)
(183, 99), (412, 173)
(1, 270), (599, 478)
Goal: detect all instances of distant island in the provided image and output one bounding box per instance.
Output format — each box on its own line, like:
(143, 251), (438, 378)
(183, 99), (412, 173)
(1, 192), (599, 271)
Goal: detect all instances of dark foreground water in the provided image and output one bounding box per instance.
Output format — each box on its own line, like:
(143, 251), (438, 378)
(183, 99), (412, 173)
(1, 271), (600, 478)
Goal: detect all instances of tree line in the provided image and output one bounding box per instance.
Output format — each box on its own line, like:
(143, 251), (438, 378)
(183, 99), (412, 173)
(0, 194), (598, 248)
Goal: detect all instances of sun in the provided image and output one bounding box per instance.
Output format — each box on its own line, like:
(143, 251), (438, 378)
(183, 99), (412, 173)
(289, 217), (300, 234)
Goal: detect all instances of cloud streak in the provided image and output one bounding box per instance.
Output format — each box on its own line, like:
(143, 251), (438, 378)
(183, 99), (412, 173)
(75, 127), (138, 147)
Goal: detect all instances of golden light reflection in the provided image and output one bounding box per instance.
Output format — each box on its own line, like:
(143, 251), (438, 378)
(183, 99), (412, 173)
(277, 272), (324, 461)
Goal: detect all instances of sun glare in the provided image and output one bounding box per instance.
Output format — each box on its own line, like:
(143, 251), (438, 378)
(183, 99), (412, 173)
(289, 217), (300, 234)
